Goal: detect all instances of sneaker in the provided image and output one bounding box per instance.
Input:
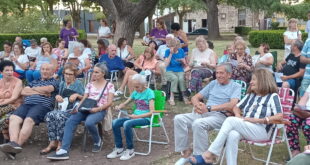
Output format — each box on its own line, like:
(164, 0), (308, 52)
(114, 90), (123, 96)
(175, 157), (189, 165)
(120, 149), (135, 160)
(107, 148), (124, 159)
(46, 152), (69, 160)
(92, 139), (103, 153)
(0, 141), (22, 154)
(4, 152), (16, 160)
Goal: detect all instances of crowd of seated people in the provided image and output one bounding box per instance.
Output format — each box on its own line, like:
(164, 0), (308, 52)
(1, 16), (310, 164)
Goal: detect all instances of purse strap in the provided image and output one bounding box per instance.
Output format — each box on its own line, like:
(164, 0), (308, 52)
(96, 81), (109, 101)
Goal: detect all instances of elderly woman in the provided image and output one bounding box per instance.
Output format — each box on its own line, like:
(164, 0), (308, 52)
(164, 38), (189, 105)
(97, 19), (112, 39)
(230, 40), (253, 83)
(150, 19), (168, 46)
(47, 63), (114, 160)
(59, 20), (79, 48)
(52, 39), (68, 68)
(190, 69), (283, 165)
(284, 18), (302, 59)
(0, 41), (14, 61)
(107, 74), (155, 160)
(188, 36), (216, 93)
(253, 43), (274, 73)
(26, 42), (57, 82)
(115, 47), (158, 96)
(11, 43), (29, 78)
(40, 64), (84, 155)
(117, 38), (135, 67)
(286, 85), (310, 157)
(65, 42), (91, 77)
(0, 61), (23, 142)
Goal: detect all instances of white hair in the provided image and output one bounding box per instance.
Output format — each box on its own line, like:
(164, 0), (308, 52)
(40, 37), (48, 43)
(166, 34), (174, 39)
(131, 74), (147, 85)
(72, 42), (84, 52)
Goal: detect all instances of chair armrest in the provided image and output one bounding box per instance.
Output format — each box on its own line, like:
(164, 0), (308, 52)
(153, 110), (167, 113)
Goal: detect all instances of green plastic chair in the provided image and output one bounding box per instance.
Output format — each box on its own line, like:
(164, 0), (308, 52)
(271, 51), (278, 72)
(233, 80), (247, 99)
(118, 90), (169, 155)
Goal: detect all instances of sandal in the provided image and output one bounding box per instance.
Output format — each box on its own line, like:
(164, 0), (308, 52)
(168, 99), (175, 106)
(40, 146), (57, 155)
(183, 97), (191, 105)
(189, 155), (213, 165)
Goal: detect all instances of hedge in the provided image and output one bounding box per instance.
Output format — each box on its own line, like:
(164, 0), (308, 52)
(235, 26), (252, 36)
(0, 30), (86, 51)
(249, 30), (308, 49)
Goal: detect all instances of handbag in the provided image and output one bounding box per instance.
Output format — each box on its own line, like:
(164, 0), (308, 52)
(78, 82), (108, 113)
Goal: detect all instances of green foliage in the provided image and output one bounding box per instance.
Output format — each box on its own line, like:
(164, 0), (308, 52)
(272, 2), (310, 20)
(249, 30), (308, 49)
(271, 22), (280, 30)
(234, 26), (252, 36)
(0, 9), (59, 33)
(0, 30), (86, 51)
(93, 11), (106, 21)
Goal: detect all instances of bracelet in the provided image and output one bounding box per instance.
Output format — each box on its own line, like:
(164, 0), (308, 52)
(265, 117), (270, 124)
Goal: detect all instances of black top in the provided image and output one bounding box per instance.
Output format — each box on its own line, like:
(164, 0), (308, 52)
(282, 53), (305, 76)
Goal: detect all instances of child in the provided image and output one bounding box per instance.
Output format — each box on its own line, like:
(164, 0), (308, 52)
(107, 74), (155, 160)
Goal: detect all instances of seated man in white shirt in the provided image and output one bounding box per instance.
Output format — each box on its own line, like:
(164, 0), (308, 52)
(24, 39), (41, 61)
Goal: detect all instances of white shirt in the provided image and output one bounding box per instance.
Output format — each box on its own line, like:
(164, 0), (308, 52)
(14, 54), (29, 71)
(0, 51), (14, 60)
(189, 48), (214, 67)
(98, 26), (111, 38)
(68, 53), (88, 69)
(83, 48), (92, 58)
(25, 46), (41, 58)
(283, 30), (301, 58)
(156, 44), (169, 60)
(254, 52), (273, 72)
(306, 20), (310, 39)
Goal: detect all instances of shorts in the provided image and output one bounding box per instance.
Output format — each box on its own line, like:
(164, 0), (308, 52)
(13, 104), (50, 125)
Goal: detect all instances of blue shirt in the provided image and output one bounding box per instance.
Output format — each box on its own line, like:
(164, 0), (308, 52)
(164, 48), (185, 72)
(99, 54), (125, 72)
(59, 79), (84, 96)
(24, 78), (59, 109)
(301, 39), (310, 79)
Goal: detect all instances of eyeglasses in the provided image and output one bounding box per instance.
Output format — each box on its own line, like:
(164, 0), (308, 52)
(64, 73), (74, 76)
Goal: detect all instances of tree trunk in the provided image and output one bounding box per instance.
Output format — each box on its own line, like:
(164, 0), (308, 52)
(178, 12), (185, 30)
(47, 0), (54, 15)
(93, 0), (159, 46)
(139, 22), (145, 38)
(203, 0), (220, 39)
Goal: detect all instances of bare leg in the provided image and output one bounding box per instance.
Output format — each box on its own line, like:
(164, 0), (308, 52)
(17, 117), (35, 146)
(128, 75), (135, 94)
(8, 115), (23, 143)
(118, 69), (137, 91)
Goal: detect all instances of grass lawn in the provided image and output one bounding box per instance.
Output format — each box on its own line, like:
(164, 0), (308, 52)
(88, 35), (305, 165)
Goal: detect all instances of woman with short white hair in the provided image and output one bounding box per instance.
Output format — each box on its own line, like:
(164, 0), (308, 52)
(107, 74), (155, 161)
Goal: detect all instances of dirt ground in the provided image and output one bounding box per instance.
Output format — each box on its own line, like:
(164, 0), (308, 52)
(0, 109), (179, 165)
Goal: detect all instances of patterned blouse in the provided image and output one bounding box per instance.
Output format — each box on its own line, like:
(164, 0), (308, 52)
(85, 82), (115, 107)
(230, 53), (253, 83)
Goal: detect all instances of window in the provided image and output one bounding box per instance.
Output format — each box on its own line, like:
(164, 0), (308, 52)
(202, 19), (207, 28)
(238, 9), (246, 26)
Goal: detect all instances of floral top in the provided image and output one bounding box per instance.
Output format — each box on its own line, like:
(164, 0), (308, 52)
(85, 82), (115, 107)
(230, 53), (253, 83)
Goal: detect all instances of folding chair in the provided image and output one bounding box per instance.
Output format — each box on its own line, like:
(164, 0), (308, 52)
(81, 121), (103, 152)
(109, 70), (119, 88)
(118, 90), (169, 155)
(239, 87), (293, 165)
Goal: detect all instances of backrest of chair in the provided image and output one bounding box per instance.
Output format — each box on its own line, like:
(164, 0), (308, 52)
(233, 80), (247, 99)
(153, 90), (166, 124)
(278, 87), (294, 121)
(271, 51), (278, 72)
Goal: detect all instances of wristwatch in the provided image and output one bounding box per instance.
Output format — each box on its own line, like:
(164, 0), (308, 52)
(207, 105), (212, 112)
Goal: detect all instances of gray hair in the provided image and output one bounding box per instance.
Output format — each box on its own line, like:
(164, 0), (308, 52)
(131, 74), (147, 85)
(95, 62), (108, 75)
(72, 42), (84, 52)
(293, 39), (304, 52)
(217, 63), (233, 73)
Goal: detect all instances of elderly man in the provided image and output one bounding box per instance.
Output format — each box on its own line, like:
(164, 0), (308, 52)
(99, 44), (125, 73)
(174, 63), (241, 165)
(0, 63), (58, 159)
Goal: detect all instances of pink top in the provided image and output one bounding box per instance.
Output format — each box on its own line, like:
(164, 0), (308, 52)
(52, 48), (66, 66)
(85, 82), (115, 107)
(136, 55), (158, 72)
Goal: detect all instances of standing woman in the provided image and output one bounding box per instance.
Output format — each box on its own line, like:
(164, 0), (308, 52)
(59, 20), (79, 48)
(40, 64), (84, 154)
(26, 42), (57, 82)
(284, 18), (302, 59)
(97, 19), (112, 39)
(11, 43), (29, 79)
(150, 19), (168, 46)
(117, 38), (135, 66)
(47, 63), (115, 160)
(171, 23), (189, 55)
(230, 40), (253, 83)
(0, 61), (23, 143)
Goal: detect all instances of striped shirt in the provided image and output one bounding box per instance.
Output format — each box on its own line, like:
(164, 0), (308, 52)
(301, 39), (310, 79)
(237, 93), (282, 137)
(24, 78), (59, 109)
